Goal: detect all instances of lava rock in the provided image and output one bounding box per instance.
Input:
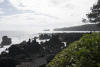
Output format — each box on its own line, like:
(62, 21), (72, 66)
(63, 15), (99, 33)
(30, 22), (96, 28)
(1, 36), (12, 46)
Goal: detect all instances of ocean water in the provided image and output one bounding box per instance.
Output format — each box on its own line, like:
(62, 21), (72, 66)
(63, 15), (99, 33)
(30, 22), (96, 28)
(0, 31), (39, 54)
(0, 31), (39, 44)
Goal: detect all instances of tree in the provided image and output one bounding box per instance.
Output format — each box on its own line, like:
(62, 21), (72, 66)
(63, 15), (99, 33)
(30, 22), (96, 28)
(86, 0), (100, 24)
(82, 18), (87, 23)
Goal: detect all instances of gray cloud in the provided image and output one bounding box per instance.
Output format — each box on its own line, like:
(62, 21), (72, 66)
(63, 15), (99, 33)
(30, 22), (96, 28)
(0, 0), (97, 31)
(64, 4), (75, 9)
(0, 0), (58, 20)
(0, 0), (34, 16)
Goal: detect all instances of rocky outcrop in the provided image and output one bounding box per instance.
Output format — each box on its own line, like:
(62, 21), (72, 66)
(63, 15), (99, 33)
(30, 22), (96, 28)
(1, 36), (12, 46)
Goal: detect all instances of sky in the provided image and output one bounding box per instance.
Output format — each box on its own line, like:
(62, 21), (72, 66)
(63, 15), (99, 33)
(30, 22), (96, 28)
(0, 0), (98, 32)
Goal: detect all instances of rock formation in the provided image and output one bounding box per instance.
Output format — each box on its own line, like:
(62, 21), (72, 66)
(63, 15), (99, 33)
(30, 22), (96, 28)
(1, 36), (12, 46)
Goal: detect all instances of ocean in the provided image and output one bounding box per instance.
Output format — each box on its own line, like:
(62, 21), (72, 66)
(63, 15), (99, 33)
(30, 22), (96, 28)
(0, 31), (39, 54)
(0, 31), (39, 44)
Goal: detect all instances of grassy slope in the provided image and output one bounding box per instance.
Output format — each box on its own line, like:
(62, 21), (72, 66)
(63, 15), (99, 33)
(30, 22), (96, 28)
(46, 33), (100, 67)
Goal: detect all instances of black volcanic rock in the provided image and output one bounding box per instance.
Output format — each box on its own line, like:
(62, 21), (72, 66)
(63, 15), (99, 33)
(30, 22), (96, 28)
(39, 34), (51, 40)
(54, 24), (100, 31)
(1, 36), (12, 46)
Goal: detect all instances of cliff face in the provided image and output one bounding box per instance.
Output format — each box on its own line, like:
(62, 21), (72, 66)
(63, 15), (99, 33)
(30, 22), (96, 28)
(54, 24), (100, 31)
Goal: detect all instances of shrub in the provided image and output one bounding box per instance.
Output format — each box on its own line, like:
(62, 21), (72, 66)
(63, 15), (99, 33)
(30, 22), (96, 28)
(46, 33), (100, 67)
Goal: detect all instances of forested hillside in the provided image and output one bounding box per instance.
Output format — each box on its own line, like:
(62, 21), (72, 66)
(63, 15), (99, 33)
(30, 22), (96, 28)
(54, 24), (100, 31)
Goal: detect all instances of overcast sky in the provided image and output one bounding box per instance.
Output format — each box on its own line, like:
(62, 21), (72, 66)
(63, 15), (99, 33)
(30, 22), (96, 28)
(0, 0), (97, 32)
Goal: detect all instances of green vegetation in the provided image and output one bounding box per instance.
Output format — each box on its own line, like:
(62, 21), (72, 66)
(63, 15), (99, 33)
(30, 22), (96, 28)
(82, 0), (100, 25)
(46, 33), (100, 67)
(87, 0), (100, 23)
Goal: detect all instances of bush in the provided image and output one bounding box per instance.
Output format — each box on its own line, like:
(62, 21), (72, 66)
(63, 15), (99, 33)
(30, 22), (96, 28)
(46, 33), (100, 67)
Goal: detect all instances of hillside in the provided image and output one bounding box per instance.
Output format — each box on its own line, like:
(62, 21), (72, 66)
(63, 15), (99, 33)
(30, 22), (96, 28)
(46, 33), (100, 67)
(54, 24), (100, 31)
